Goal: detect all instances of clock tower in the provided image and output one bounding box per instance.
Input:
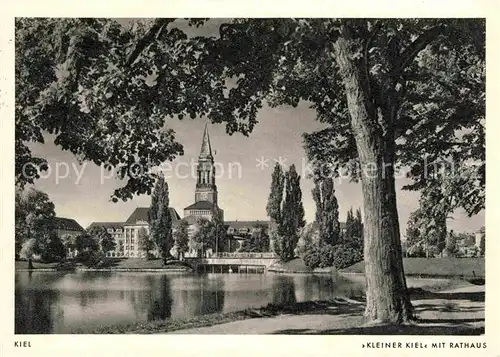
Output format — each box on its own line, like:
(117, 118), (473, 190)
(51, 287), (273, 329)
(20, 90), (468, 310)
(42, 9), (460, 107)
(195, 124), (218, 205)
(183, 124), (224, 222)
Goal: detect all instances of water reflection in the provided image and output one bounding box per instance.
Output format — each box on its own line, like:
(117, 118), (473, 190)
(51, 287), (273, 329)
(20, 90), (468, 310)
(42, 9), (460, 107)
(148, 275), (172, 321)
(15, 287), (59, 334)
(272, 275), (296, 305)
(15, 271), (365, 334)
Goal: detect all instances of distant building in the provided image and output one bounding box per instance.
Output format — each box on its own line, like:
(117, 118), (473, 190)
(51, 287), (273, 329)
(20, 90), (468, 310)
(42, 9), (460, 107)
(475, 226), (485, 249)
(54, 217), (85, 238)
(87, 222), (124, 256)
(53, 217), (85, 258)
(225, 221), (270, 253)
(87, 207), (181, 258)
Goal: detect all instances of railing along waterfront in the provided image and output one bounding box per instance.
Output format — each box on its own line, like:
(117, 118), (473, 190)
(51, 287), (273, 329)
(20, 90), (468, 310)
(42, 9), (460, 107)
(209, 252), (278, 259)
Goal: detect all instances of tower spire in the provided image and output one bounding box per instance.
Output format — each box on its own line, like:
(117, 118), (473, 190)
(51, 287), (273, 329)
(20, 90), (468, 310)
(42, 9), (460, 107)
(199, 123), (213, 158)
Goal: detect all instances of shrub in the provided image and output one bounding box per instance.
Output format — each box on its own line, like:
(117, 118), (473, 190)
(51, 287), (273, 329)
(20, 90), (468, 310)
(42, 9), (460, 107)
(303, 242), (363, 270)
(303, 244), (322, 269)
(303, 243), (336, 269)
(332, 245), (363, 269)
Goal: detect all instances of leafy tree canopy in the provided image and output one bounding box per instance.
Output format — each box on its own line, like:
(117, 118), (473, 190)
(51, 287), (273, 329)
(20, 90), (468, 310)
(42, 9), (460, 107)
(17, 19), (484, 211)
(15, 187), (56, 255)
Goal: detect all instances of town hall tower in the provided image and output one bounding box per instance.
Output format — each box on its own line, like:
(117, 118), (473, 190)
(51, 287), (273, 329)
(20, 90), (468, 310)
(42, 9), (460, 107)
(183, 124), (223, 222)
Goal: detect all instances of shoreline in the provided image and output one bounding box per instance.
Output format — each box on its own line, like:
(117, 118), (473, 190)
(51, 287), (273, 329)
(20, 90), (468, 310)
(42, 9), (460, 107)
(15, 268), (484, 279)
(16, 267), (191, 273)
(65, 278), (479, 334)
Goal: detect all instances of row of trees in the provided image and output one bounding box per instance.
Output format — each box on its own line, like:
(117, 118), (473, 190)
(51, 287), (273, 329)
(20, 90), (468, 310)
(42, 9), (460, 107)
(138, 220), (190, 260)
(301, 184), (364, 270)
(265, 164), (364, 269)
(406, 226), (484, 258)
(16, 18), (484, 324)
(239, 224), (270, 253)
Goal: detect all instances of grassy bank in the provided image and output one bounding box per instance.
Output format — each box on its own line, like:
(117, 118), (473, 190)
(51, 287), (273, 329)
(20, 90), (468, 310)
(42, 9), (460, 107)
(342, 257), (485, 278)
(15, 261), (59, 270)
(69, 278), (470, 334)
(15, 258), (192, 272)
(268, 258), (337, 274)
(268, 258), (313, 273)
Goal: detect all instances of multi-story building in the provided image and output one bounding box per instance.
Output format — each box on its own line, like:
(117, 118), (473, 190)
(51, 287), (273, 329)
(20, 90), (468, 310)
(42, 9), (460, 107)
(87, 222), (124, 257)
(224, 220), (270, 253)
(54, 217), (85, 238)
(88, 207), (181, 258)
(123, 207), (181, 258)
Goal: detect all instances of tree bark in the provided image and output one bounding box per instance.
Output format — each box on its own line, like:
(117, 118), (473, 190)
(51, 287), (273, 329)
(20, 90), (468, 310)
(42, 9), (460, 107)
(333, 26), (414, 323)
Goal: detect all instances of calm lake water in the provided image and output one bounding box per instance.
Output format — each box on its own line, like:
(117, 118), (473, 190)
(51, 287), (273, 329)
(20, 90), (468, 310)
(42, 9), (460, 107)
(15, 271), (368, 334)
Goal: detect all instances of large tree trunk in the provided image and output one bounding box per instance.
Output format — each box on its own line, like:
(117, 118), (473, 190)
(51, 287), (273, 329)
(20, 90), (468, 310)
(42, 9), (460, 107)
(333, 26), (414, 323)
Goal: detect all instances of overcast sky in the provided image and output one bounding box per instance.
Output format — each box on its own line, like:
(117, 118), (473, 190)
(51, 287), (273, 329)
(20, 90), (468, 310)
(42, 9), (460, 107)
(25, 19), (484, 234)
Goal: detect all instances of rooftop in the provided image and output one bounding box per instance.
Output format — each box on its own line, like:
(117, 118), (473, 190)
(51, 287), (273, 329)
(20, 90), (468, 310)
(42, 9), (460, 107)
(225, 220), (270, 230)
(125, 207), (181, 225)
(184, 201), (215, 211)
(87, 222), (125, 230)
(54, 217), (85, 232)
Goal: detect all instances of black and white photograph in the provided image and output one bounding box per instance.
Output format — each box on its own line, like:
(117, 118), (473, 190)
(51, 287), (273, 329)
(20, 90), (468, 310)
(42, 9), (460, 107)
(9, 15), (488, 340)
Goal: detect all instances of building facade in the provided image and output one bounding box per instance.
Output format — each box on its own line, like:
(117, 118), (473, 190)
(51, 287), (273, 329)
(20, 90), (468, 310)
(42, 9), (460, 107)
(88, 207), (181, 258)
(54, 217), (85, 239)
(224, 220), (270, 253)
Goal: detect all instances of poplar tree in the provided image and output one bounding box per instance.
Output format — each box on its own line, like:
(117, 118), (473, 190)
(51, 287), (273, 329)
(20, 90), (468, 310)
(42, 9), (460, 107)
(149, 174), (173, 264)
(138, 227), (153, 259)
(277, 165), (306, 261)
(312, 177), (340, 245)
(266, 163), (285, 253)
(173, 220), (189, 260)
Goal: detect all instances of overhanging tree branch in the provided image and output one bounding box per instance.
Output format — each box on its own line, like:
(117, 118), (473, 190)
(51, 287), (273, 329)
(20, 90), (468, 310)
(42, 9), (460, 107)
(390, 24), (447, 76)
(125, 18), (175, 67)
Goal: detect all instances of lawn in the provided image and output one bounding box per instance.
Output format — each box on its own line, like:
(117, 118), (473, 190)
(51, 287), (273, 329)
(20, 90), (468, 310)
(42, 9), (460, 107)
(342, 257), (485, 278)
(15, 261), (60, 270)
(15, 258), (192, 271)
(102, 258), (189, 269)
